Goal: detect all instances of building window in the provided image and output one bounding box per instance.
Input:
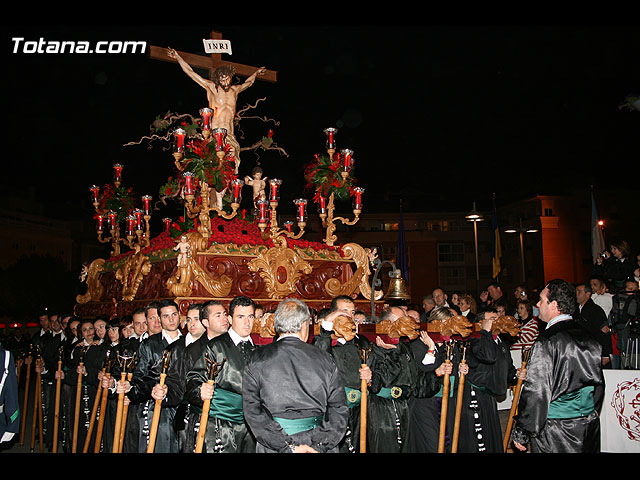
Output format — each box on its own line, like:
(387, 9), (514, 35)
(438, 243), (465, 263)
(439, 266), (466, 288)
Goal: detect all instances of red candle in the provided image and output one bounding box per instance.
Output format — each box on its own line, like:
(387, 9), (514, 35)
(141, 195), (152, 215)
(294, 198), (307, 222)
(324, 127), (337, 150)
(133, 209), (143, 230)
(199, 107), (213, 131)
(231, 179), (243, 204)
(90, 185), (100, 203)
(183, 172), (195, 196)
(269, 179), (282, 202)
(107, 211), (117, 230)
(317, 195), (327, 214)
(113, 164), (123, 184)
(96, 214), (105, 232)
(163, 218), (172, 233)
(213, 128), (227, 151)
(352, 187), (364, 211)
(341, 149), (354, 172)
(283, 221), (294, 232)
(126, 215), (135, 236)
(174, 128), (186, 153)
(257, 199), (269, 223)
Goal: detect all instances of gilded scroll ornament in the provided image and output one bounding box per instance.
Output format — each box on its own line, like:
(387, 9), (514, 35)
(324, 243), (383, 300)
(248, 236), (312, 299)
(166, 231), (233, 297)
(76, 258), (106, 304)
(115, 251), (152, 301)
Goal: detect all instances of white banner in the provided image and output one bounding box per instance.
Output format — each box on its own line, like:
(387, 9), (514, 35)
(601, 369), (640, 453)
(203, 39), (232, 55)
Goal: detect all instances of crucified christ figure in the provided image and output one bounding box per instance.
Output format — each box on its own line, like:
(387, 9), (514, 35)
(167, 47), (266, 173)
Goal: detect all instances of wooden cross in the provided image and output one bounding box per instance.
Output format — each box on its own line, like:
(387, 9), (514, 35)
(148, 30), (277, 83)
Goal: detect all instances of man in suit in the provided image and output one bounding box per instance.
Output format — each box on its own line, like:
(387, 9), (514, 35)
(116, 299), (182, 452)
(575, 283), (612, 368)
(185, 296), (258, 453)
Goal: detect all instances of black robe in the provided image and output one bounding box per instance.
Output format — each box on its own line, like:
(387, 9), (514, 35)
(457, 330), (517, 453)
(313, 328), (372, 453)
(185, 331), (256, 453)
(108, 335), (144, 453)
(243, 335), (348, 453)
(61, 340), (108, 452)
(513, 318), (605, 453)
(402, 338), (462, 453)
(366, 338), (442, 453)
(164, 333), (210, 453)
(127, 332), (180, 453)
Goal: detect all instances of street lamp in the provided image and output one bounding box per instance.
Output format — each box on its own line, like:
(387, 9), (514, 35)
(466, 202), (484, 293)
(504, 218), (538, 284)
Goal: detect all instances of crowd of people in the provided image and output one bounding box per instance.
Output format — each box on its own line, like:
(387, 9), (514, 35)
(0, 238), (637, 454)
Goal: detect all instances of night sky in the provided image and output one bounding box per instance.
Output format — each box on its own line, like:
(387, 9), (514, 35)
(2, 22), (640, 225)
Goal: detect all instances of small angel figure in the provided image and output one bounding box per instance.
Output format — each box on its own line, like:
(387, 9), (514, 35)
(367, 247), (379, 265)
(79, 263), (89, 282)
(174, 235), (192, 267)
(244, 166), (267, 208)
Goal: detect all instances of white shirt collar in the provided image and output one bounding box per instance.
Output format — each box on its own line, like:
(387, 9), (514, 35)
(162, 329), (182, 345)
(547, 314), (573, 328)
(228, 327), (252, 346)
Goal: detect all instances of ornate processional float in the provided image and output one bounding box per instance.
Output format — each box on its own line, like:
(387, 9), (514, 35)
(74, 31), (387, 330)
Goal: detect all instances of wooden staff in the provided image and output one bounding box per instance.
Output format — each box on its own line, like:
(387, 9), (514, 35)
(451, 342), (468, 453)
(112, 352), (133, 453)
(146, 350), (172, 453)
(117, 371), (133, 453)
(19, 345), (33, 446)
(30, 346), (43, 452)
(52, 346), (64, 453)
(72, 346), (87, 453)
(503, 348), (532, 452)
(93, 358), (112, 453)
(358, 345), (372, 453)
(195, 355), (225, 453)
(84, 351), (111, 453)
(438, 341), (455, 453)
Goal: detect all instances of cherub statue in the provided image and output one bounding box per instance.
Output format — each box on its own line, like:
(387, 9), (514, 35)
(244, 166), (267, 208)
(174, 235), (192, 267)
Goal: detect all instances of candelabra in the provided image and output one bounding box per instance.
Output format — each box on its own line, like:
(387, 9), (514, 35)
(90, 164), (153, 257)
(182, 173), (241, 239)
(316, 129), (364, 247)
(256, 178), (308, 241)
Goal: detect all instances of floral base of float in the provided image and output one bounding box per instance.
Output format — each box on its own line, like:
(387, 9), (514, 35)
(74, 215), (384, 321)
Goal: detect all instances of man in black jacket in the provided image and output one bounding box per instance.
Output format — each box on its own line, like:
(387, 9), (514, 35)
(243, 298), (349, 453)
(512, 279), (605, 453)
(116, 299), (182, 452)
(575, 283), (612, 368)
(185, 296), (257, 453)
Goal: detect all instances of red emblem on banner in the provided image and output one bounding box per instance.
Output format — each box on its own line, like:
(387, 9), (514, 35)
(611, 377), (640, 442)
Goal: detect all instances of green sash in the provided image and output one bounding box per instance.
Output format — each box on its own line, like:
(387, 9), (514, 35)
(376, 386), (407, 399)
(273, 416), (323, 435)
(208, 388), (244, 424)
(548, 386), (595, 419)
(345, 387), (361, 408)
(435, 376), (456, 398)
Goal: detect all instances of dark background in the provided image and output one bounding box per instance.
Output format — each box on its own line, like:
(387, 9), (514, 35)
(1, 22), (639, 220)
